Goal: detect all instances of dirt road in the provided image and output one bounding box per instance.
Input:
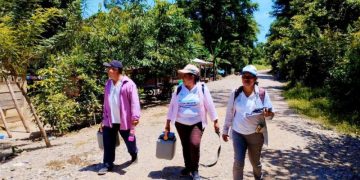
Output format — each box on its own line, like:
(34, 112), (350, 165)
(1, 71), (359, 180)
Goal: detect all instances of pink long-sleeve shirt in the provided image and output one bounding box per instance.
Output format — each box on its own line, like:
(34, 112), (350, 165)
(167, 83), (218, 127)
(102, 76), (141, 130)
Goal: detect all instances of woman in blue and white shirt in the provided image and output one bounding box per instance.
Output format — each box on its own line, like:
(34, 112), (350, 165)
(222, 65), (274, 180)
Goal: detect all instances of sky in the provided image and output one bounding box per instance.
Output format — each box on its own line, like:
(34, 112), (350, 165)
(82, 0), (274, 43)
(252, 0), (275, 43)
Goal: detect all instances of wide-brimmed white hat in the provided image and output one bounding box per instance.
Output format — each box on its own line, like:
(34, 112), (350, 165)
(178, 64), (200, 76)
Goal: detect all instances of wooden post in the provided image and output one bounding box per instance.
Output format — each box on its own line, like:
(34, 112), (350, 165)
(0, 106), (12, 138)
(5, 79), (30, 133)
(204, 65), (207, 81)
(20, 80), (26, 117)
(15, 82), (51, 147)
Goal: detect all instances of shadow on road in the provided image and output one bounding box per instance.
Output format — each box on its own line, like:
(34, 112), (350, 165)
(148, 166), (218, 180)
(148, 166), (191, 179)
(1, 143), (62, 163)
(210, 90), (231, 107)
(79, 160), (132, 175)
(263, 122), (360, 179)
(257, 74), (274, 80)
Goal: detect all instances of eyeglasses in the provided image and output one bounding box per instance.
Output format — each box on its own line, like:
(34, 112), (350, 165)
(242, 75), (255, 80)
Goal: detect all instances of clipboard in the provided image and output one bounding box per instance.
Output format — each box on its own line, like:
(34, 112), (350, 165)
(246, 108), (274, 121)
(245, 112), (264, 120)
(245, 112), (267, 133)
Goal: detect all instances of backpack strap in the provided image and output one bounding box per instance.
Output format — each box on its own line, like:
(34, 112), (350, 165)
(176, 83), (205, 96)
(234, 86), (266, 105)
(176, 85), (182, 95)
(201, 83), (204, 94)
(234, 86), (243, 101)
(232, 86), (243, 117)
(259, 87), (265, 105)
(233, 86), (266, 118)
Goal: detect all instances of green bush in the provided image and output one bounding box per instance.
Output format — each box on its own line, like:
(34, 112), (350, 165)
(30, 51), (102, 133)
(33, 93), (78, 134)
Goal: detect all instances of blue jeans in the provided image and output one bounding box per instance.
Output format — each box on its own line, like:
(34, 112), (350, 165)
(103, 124), (137, 167)
(232, 130), (264, 180)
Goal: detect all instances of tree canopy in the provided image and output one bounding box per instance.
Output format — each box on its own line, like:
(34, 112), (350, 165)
(177, 0), (259, 69)
(1, 0), (260, 132)
(1, 0), (358, 133)
(265, 0), (360, 126)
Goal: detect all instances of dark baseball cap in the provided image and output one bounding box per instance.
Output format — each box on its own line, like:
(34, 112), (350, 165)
(103, 60), (123, 69)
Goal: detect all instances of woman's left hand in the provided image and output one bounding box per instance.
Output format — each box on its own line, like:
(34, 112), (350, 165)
(132, 120), (139, 126)
(214, 120), (220, 133)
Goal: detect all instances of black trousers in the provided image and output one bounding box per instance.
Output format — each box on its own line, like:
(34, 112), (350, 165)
(103, 124), (137, 167)
(175, 122), (204, 172)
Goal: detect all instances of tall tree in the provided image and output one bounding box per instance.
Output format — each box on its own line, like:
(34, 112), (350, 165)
(177, 0), (259, 70)
(265, 0), (360, 127)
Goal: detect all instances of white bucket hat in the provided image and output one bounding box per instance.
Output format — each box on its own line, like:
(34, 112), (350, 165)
(178, 64), (200, 76)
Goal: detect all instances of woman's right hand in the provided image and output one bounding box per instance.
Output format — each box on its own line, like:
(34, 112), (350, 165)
(99, 122), (104, 132)
(222, 134), (229, 142)
(164, 120), (171, 140)
(165, 120), (170, 132)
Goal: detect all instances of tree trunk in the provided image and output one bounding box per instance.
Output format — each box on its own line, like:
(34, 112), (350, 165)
(213, 58), (217, 81)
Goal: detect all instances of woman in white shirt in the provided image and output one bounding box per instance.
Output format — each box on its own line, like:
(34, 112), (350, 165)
(222, 65), (274, 180)
(165, 64), (219, 180)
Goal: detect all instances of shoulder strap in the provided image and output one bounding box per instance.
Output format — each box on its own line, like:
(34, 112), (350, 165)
(234, 86), (243, 101)
(176, 85), (182, 95)
(232, 86), (243, 118)
(176, 83), (205, 95)
(201, 83), (205, 94)
(234, 86), (265, 104)
(259, 87), (265, 104)
(200, 132), (221, 167)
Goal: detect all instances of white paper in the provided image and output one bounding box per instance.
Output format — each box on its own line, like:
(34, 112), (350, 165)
(245, 112), (265, 122)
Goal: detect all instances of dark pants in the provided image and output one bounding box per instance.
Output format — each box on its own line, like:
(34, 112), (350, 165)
(232, 131), (264, 180)
(103, 124), (137, 167)
(175, 122), (204, 172)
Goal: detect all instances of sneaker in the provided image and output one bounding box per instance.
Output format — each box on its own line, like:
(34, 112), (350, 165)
(98, 165), (113, 175)
(131, 153), (138, 163)
(191, 171), (201, 180)
(180, 168), (190, 176)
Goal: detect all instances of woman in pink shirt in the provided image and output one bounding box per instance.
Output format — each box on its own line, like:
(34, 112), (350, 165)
(98, 60), (141, 175)
(165, 64), (219, 180)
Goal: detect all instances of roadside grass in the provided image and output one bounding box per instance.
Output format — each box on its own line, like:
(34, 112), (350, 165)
(253, 64), (271, 70)
(283, 83), (359, 135)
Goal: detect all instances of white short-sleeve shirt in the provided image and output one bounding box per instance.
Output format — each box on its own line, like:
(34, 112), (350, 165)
(232, 86), (273, 135)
